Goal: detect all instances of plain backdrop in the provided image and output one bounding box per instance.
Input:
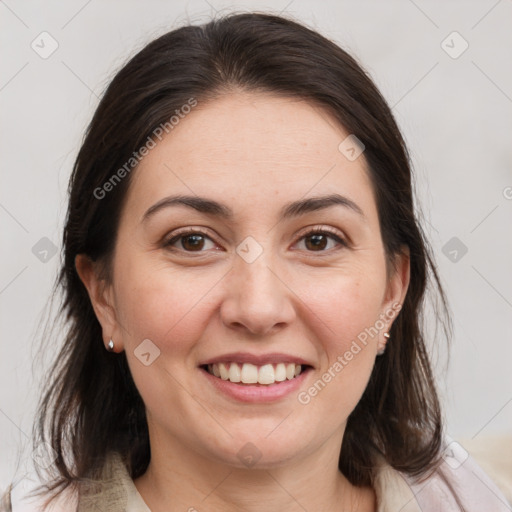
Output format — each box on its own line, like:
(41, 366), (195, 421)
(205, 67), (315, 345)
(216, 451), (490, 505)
(1, 0), (511, 485)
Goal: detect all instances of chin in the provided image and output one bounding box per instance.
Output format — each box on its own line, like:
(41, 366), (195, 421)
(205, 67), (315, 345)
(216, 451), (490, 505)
(206, 430), (312, 470)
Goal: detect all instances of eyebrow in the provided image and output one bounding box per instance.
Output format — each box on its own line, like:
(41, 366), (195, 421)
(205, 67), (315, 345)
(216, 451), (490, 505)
(142, 193), (365, 222)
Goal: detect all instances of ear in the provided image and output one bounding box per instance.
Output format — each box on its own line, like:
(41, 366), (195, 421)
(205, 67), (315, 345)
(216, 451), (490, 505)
(75, 254), (124, 352)
(377, 246), (410, 353)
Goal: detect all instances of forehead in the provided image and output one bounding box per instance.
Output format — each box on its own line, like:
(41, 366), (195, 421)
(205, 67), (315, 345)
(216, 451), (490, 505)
(124, 92), (376, 222)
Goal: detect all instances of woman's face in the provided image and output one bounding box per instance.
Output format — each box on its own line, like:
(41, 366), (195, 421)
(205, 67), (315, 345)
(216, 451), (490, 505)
(83, 92), (409, 469)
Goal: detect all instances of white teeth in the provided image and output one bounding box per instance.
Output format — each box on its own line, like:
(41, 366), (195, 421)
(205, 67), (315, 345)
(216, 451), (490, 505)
(207, 362), (305, 385)
(275, 363), (287, 382)
(228, 363), (241, 383)
(240, 363), (258, 384)
(219, 362), (229, 380)
(258, 364), (275, 385)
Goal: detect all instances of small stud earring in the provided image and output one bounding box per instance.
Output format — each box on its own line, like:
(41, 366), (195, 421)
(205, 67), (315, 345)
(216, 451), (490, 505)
(107, 338), (115, 352)
(377, 332), (390, 356)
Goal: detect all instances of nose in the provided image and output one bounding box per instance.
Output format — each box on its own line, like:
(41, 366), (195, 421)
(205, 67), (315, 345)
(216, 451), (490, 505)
(220, 250), (296, 337)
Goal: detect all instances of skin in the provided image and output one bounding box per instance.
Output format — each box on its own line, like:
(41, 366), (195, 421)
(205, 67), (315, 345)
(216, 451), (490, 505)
(77, 91), (410, 511)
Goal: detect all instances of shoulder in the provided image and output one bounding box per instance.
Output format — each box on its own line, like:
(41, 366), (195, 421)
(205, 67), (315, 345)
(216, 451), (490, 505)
(1, 452), (148, 512)
(373, 444), (512, 512)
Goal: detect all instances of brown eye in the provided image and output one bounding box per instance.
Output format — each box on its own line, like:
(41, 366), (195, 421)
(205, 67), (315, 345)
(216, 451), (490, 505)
(304, 233), (329, 251)
(165, 230), (216, 252)
(296, 228), (346, 253)
(180, 234), (206, 251)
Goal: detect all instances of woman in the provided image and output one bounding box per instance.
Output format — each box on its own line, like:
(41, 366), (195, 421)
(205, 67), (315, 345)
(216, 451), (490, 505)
(3, 11), (510, 512)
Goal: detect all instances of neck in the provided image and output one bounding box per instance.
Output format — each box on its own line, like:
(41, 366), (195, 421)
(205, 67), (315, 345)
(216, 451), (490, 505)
(134, 428), (375, 512)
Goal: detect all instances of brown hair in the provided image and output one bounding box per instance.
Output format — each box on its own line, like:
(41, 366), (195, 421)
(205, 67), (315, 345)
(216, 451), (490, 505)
(32, 11), (451, 505)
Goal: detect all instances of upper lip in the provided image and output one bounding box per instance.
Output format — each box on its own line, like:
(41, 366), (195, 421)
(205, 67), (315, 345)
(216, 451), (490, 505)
(198, 352), (314, 368)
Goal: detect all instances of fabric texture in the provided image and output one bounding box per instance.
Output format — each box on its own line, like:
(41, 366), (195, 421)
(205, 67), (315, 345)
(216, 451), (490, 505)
(459, 434), (512, 504)
(2, 450), (511, 511)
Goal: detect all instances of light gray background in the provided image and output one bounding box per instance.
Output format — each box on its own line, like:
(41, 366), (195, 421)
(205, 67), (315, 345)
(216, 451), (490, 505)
(1, 0), (511, 485)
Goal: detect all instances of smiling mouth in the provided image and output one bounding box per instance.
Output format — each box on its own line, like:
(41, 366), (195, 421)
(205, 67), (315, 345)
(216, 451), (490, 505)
(201, 362), (309, 385)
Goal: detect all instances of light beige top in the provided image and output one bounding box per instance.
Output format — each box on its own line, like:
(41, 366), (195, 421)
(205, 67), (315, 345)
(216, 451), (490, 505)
(2, 450), (511, 511)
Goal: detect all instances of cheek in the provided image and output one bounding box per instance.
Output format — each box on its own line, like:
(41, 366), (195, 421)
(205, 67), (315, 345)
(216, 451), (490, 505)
(113, 257), (220, 352)
(114, 262), (220, 418)
(299, 270), (385, 411)
(306, 266), (386, 345)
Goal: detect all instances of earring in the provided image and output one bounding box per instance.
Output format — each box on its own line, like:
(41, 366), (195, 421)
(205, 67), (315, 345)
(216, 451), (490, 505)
(107, 338), (115, 352)
(377, 332), (390, 356)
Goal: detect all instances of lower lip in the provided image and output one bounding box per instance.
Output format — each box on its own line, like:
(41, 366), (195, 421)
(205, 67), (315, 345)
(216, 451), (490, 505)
(200, 367), (311, 403)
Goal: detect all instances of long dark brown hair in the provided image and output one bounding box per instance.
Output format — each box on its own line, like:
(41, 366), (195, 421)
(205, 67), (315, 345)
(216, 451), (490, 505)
(31, 11), (451, 506)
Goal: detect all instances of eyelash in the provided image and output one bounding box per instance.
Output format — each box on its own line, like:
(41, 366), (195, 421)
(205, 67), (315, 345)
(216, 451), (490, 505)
(163, 226), (348, 255)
